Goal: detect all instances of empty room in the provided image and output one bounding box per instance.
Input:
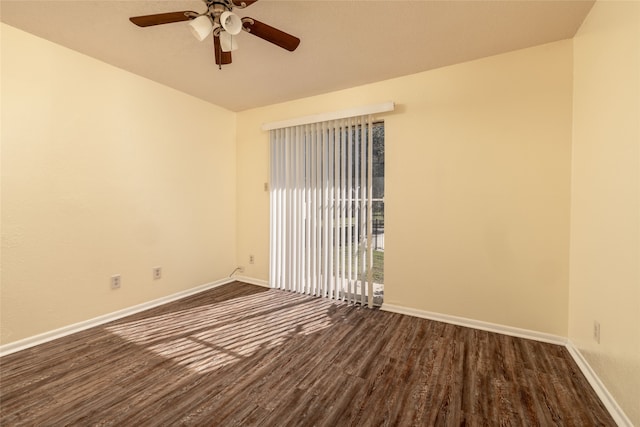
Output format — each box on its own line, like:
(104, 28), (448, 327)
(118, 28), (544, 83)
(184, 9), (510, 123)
(1, 0), (638, 425)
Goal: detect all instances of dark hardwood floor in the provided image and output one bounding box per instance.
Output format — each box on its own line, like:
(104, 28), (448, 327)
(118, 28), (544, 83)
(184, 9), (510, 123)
(1, 282), (614, 426)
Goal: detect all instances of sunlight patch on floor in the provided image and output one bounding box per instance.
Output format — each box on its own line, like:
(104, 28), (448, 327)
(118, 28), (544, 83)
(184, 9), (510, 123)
(106, 290), (339, 373)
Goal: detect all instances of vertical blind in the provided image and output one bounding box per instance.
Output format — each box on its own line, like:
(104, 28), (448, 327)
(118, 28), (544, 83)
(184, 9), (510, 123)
(270, 115), (375, 307)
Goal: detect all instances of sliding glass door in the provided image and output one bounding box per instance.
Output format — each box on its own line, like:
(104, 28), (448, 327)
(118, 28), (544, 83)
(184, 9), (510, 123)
(269, 117), (384, 307)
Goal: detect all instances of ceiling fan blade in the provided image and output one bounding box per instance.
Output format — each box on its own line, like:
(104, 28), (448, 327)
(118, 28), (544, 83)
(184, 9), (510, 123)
(232, 0), (259, 8)
(129, 11), (195, 27)
(214, 36), (233, 65)
(242, 18), (300, 52)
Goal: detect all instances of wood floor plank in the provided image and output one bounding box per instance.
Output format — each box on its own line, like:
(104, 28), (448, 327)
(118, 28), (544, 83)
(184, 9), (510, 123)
(0, 282), (615, 426)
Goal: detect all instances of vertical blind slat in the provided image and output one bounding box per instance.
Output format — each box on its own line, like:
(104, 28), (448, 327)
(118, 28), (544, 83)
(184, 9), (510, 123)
(358, 114), (368, 304)
(367, 116), (374, 308)
(349, 119), (356, 304)
(329, 122), (334, 298)
(286, 127), (293, 292)
(296, 125), (303, 294)
(269, 131), (275, 288)
(291, 127), (297, 293)
(340, 121), (347, 301)
(351, 121), (357, 302)
(315, 122), (322, 296)
(304, 127), (313, 294)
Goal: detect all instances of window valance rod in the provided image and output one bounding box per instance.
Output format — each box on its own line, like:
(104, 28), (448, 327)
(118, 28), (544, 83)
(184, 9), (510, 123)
(261, 101), (395, 131)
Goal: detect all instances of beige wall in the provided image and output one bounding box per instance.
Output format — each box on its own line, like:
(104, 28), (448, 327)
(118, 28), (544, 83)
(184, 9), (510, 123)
(570, 1), (640, 424)
(237, 40), (573, 336)
(1, 24), (237, 344)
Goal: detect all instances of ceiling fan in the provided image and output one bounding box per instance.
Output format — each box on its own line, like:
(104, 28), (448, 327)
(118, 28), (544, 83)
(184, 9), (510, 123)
(129, 0), (300, 68)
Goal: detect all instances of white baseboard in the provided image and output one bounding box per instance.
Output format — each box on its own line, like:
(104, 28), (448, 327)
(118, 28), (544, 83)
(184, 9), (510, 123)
(566, 342), (633, 427)
(381, 303), (567, 345)
(0, 277), (235, 357)
(233, 275), (270, 288)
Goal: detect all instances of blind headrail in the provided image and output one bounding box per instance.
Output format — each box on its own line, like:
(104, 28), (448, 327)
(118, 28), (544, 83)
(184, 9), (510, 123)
(261, 101), (395, 131)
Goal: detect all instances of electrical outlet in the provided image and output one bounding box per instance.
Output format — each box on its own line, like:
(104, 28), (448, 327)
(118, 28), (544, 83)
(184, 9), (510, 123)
(111, 275), (121, 289)
(238, 266), (245, 273)
(593, 321), (601, 344)
(153, 267), (162, 280)
(249, 255), (255, 264)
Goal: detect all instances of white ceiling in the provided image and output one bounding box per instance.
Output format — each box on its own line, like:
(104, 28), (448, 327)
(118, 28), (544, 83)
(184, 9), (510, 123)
(1, 0), (594, 112)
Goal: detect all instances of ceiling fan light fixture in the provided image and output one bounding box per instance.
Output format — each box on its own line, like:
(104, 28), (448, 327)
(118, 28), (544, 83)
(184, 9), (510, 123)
(220, 11), (242, 35)
(189, 15), (214, 41)
(220, 31), (239, 52)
